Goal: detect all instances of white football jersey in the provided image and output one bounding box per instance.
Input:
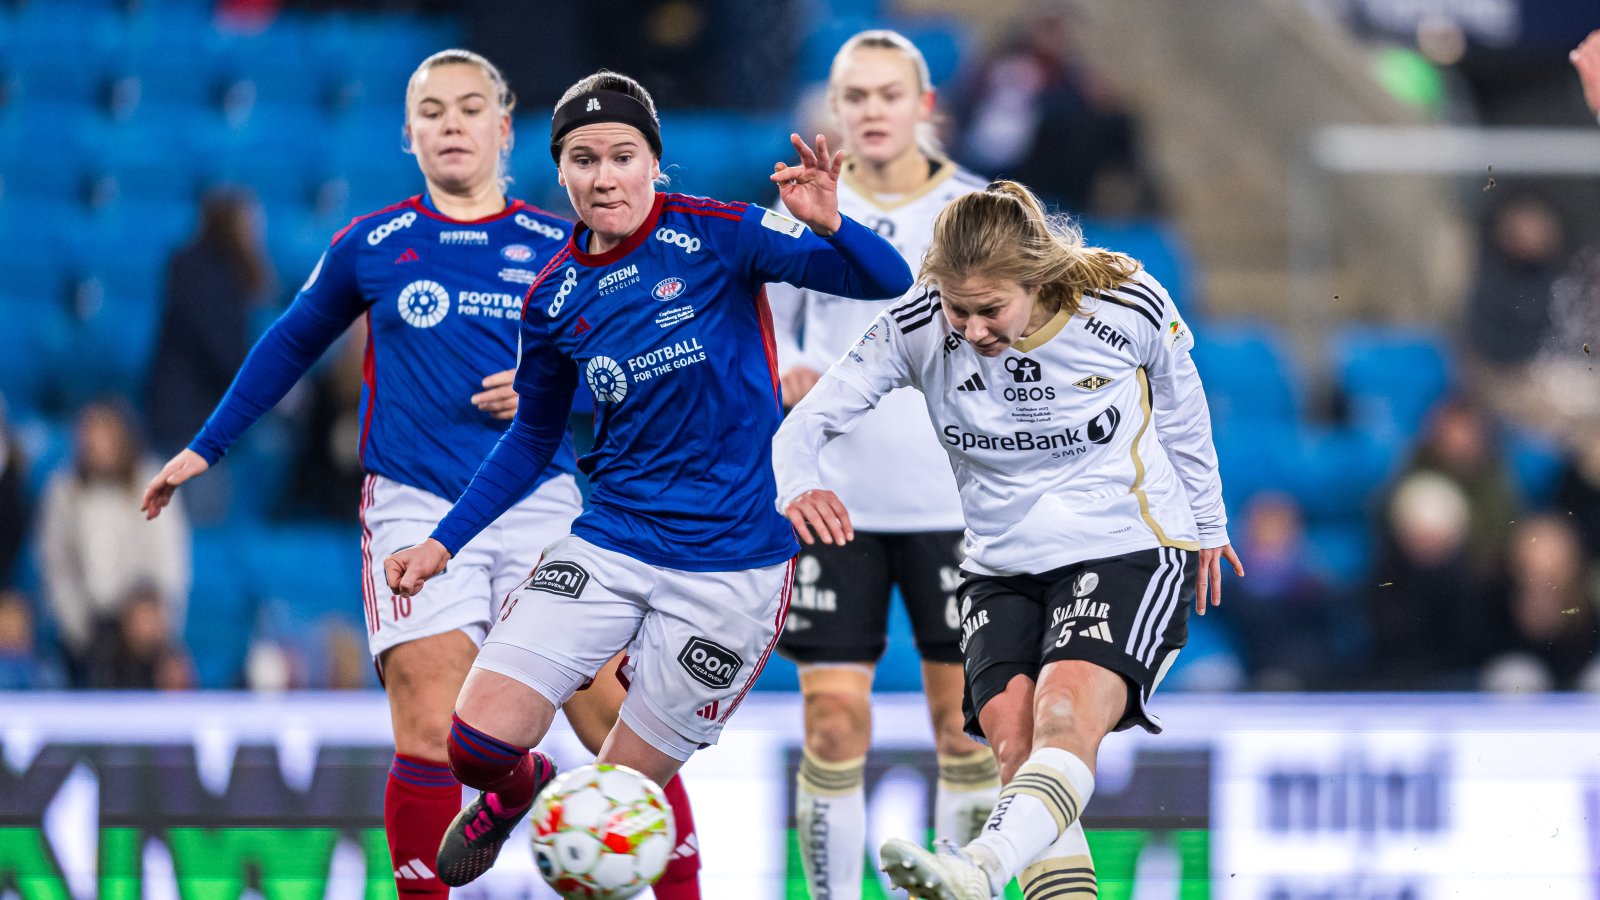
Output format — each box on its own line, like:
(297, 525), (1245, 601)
(773, 269), (1230, 576)
(769, 159), (988, 532)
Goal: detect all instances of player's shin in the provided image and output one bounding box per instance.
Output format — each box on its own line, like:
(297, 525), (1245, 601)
(966, 748), (1094, 896)
(935, 749), (1001, 845)
(1018, 819), (1095, 900)
(796, 749), (867, 900)
(653, 773), (703, 900)
(385, 755), (461, 898)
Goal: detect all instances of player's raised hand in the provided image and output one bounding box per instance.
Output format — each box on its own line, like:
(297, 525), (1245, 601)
(141, 449), (210, 520)
(771, 133), (845, 236)
(1194, 544), (1244, 616)
(385, 538), (452, 598)
(473, 368), (519, 420)
(785, 488), (854, 546)
(1572, 29), (1600, 117)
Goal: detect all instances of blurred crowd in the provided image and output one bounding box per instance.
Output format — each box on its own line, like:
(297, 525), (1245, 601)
(1, 1), (1597, 693)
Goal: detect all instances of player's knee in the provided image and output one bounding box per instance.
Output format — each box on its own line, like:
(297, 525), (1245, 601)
(932, 710), (978, 758)
(802, 688), (871, 760)
(446, 714), (526, 789)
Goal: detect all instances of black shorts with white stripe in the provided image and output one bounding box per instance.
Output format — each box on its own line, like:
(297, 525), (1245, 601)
(956, 546), (1192, 739)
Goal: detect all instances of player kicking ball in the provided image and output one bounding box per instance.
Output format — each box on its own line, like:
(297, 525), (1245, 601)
(382, 69), (913, 887)
(773, 180), (1242, 899)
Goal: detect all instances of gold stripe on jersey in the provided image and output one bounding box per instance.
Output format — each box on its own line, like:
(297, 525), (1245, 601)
(1130, 368), (1201, 552)
(841, 156), (964, 212)
(1013, 307), (1072, 353)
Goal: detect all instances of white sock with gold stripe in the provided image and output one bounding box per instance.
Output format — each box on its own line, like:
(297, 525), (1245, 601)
(966, 747), (1095, 896)
(796, 750), (867, 900)
(935, 750), (1001, 846)
(1019, 819), (1096, 900)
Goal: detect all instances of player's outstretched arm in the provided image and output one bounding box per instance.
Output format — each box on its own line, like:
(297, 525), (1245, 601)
(771, 133), (844, 235)
(141, 449), (210, 520)
(1194, 544), (1244, 616)
(385, 539), (453, 598)
(1572, 29), (1600, 118)
(785, 489), (854, 546)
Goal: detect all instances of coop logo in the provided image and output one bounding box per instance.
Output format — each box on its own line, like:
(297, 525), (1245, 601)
(598, 263), (640, 295)
(501, 243), (534, 262)
(366, 211), (417, 245)
(585, 355), (629, 403)
(942, 406), (1121, 453)
(439, 229), (489, 245)
(397, 280), (450, 328)
(528, 561), (589, 599)
(514, 213), (566, 241)
(655, 227), (701, 254)
(547, 267), (578, 317)
(677, 637), (742, 689)
(651, 277), (687, 302)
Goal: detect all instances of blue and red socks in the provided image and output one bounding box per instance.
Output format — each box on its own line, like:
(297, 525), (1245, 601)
(447, 713), (544, 812)
(385, 754), (459, 897)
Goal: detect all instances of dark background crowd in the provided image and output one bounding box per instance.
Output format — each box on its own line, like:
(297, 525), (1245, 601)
(0, 0), (1597, 694)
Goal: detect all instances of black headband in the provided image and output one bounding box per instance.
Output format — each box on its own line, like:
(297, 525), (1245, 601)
(550, 90), (663, 162)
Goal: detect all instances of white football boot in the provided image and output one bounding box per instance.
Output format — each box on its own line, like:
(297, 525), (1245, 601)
(879, 837), (996, 900)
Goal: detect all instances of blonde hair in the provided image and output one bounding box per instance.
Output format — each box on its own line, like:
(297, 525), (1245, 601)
(921, 180), (1138, 317)
(404, 49), (517, 190)
(827, 29), (943, 157)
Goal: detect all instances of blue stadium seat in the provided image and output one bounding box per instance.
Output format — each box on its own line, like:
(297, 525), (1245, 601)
(85, 160), (200, 206)
(1189, 322), (1301, 426)
(6, 410), (73, 500)
(1304, 520), (1373, 587)
(1077, 217), (1197, 314)
(1288, 425), (1400, 521)
(1505, 426), (1564, 507)
(1331, 326), (1455, 438)
(188, 525), (254, 689)
(799, 14), (877, 84)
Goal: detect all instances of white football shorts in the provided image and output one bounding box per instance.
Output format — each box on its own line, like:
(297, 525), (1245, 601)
(473, 534), (795, 758)
(360, 472), (582, 660)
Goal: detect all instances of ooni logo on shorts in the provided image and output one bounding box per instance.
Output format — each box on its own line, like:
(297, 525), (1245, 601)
(585, 356), (628, 403)
(367, 211), (417, 245)
(678, 637), (742, 689)
(397, 279), (450, 328)
(528, 561), (589, 598)
(654, 227), (701, 255)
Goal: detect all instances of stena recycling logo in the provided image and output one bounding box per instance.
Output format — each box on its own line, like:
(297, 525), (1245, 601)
(367, 211), (417, 246)
(655, 227), (701, 254)
(651, 277), (687, 302)
(514, 213), (565, 242)
(585, 355), (628, 403)
(547, 267), (578, 317)
(397, 280), (450, 328)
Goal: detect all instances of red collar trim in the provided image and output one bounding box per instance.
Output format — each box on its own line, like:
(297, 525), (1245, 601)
(407, 195), (527, 224)
(567, 193), (665, 267)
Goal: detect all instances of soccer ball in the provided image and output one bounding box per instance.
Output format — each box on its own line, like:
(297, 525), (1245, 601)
(530, 763), (676, 900)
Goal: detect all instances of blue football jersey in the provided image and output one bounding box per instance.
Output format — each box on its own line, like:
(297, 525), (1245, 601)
(500, 192), (913, 571)
(191, 194), (578, 502)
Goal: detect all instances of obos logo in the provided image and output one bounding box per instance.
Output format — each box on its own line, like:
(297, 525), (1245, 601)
(655, 227), (701, 254)
(397, 279), (450, 328)
(547, 267), (578, 317)
(367, 211), (417, 246)
(585, 355), (628, 403)
(651, 277), (687, 302)
(514, 213), (566, 241)
(501, 243), (534, 262)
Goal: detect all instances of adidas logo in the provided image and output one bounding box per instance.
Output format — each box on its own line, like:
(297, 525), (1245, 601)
(956, 372), (986, 392)
(673, 834), (700, 860)
(1078, 621), (1113, 642)
(394, 248), (419, 264)
(694, 700), (719, 721)
(572, 316), (592, 337)
(394, 858), (436, 881)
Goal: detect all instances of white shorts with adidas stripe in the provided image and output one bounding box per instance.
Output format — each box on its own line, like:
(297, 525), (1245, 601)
(474, 534), (795, 753)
